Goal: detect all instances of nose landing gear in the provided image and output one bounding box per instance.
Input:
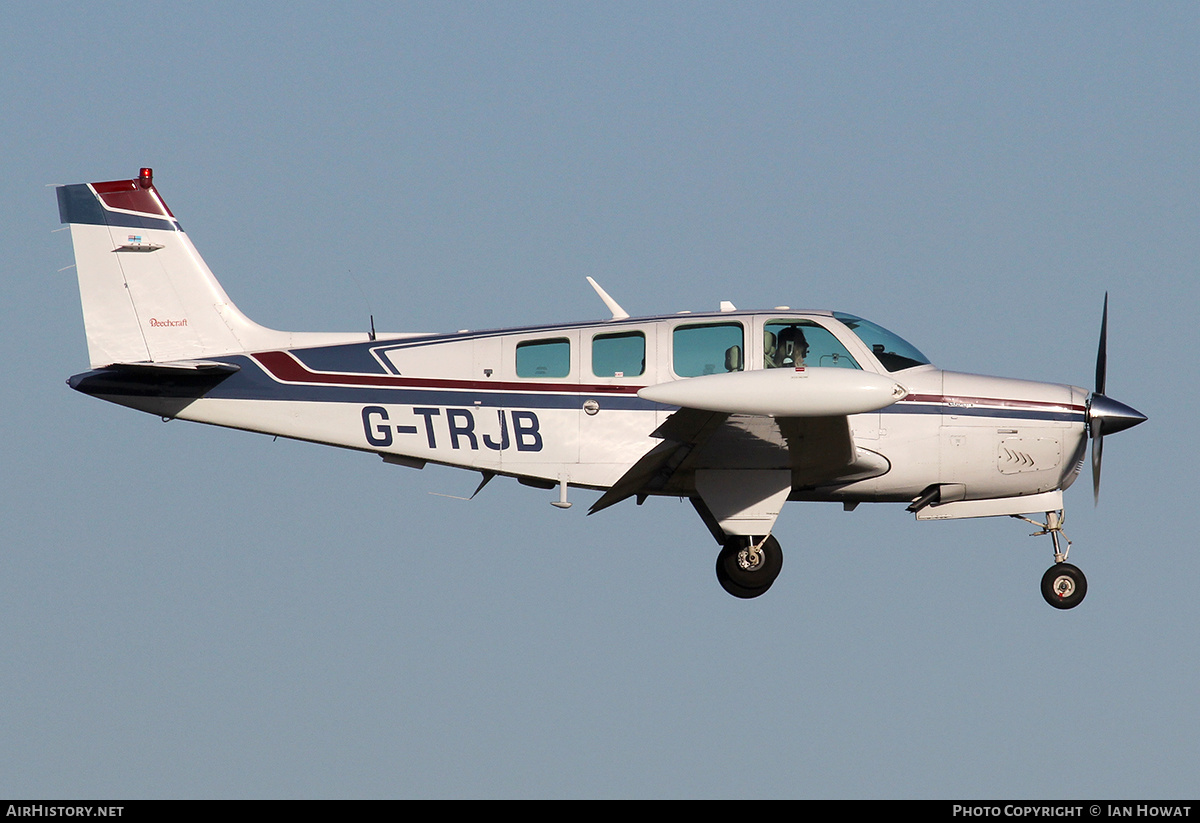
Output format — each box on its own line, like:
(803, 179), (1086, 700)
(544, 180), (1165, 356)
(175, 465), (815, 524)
(1041, 562), (1087, 610)
(1015, 510), (1088, 610)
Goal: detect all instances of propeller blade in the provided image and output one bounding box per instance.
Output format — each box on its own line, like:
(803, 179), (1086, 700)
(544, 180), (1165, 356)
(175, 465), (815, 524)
(1091, 292), (1109, 502)
(1095, 292), (1108, 397)
(1086, 293), (1145, 503)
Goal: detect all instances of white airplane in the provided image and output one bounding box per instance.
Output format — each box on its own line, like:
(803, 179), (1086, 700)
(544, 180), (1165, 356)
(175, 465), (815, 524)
(56, 169), (1146, 606)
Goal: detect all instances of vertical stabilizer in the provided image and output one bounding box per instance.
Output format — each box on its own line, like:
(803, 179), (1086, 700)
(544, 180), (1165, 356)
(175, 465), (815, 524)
(57, 169), (302, 367)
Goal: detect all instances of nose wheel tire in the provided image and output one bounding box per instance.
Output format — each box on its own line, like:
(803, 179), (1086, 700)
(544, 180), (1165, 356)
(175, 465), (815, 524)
(1041, 562), (1087, 609)
(716, 535), (783, 599)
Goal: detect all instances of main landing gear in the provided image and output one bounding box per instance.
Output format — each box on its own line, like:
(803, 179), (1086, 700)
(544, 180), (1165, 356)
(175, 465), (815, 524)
(1016, 510), (1088, 610)
(715, 535), (783, 599)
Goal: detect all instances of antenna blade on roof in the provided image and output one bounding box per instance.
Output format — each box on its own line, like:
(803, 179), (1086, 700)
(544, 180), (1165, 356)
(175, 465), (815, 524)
(586, 277), (630, 321)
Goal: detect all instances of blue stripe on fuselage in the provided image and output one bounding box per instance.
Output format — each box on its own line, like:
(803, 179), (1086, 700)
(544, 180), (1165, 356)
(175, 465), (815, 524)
(86, 352), (1081, 423)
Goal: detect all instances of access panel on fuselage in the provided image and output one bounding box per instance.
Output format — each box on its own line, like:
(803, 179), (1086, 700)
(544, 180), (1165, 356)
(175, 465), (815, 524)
(938, 372), (1072, 499)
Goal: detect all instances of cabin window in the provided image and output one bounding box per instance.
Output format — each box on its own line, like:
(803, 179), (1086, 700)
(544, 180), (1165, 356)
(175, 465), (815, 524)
(764, 320), (861, 370)
(592, 331), (645, 378)
(673, 322), (744, 377)
(516, 338), (571, 378)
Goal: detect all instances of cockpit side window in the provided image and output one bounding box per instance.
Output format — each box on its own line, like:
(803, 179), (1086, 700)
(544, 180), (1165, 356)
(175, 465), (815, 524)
(764, 320), (861, 370)
(833, 313), (931, 372)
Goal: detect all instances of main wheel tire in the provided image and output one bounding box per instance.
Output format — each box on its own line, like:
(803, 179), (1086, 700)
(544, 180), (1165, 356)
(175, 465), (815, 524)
(715, 560), (769, 598)
(1041, 562), (1087, 609)
(716, 535), (782, 598)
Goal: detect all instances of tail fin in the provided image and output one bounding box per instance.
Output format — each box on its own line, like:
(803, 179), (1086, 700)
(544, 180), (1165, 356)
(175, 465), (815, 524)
(57, 168), (358, 367)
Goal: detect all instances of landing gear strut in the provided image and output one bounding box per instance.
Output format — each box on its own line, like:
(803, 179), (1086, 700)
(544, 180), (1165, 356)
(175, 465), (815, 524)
(715, 535), (783, 599)
(1015, 510), (1088, 610)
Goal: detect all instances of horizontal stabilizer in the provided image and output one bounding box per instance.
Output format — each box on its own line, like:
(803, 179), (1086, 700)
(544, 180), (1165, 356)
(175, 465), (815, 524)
(638, 367), (907, 417)
(95, 359), (241, 374)
(67, 359), (241, 417)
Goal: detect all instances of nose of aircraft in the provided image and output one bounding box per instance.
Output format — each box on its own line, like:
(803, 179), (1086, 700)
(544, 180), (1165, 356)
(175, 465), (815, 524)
(1088, 393), (1147, 438)
(1088, 391), (1146, 503)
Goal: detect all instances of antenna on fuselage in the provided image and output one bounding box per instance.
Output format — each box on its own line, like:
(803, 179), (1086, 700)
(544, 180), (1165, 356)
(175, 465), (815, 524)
(346, 268), (377, 340)
(586, 277), (630, 321)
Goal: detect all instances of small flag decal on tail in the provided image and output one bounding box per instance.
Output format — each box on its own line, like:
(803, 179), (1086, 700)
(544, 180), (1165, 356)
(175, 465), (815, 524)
(116, 235), (164, 252)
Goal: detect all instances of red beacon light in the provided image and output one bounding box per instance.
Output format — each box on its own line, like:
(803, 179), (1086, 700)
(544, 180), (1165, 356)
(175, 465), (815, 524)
(138, 167), (153, 188)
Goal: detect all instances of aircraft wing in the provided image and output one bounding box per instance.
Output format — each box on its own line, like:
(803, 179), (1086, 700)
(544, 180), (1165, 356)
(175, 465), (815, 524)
(590, 406), (886, 515)
(593, 367), (906, 515)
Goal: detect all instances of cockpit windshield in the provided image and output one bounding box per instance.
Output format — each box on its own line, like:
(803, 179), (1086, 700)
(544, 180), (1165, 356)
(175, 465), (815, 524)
(833, 313), (931, 372)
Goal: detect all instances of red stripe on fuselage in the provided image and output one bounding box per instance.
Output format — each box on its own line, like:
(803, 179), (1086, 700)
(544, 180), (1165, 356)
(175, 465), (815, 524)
(251, 350), (645, 395)
(249, 355), (1085, 411)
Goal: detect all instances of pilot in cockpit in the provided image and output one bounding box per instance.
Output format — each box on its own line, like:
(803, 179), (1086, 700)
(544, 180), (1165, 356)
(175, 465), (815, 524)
(768, 325), (809, 369)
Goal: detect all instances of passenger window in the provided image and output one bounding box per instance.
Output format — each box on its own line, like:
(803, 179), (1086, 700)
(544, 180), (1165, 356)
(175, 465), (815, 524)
(764, 320), (860, 370)
(592, 331), (645, 378)
(516, 338), (570, 378)
(673, 323), (744, 377)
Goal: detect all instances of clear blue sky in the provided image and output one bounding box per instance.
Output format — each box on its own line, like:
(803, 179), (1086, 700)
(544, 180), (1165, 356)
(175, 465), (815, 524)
(2, 1), (1195, 798)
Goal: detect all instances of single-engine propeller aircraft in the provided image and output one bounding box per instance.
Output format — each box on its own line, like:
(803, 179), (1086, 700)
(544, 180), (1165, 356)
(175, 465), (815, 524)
(57, 169), (1146, 606)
